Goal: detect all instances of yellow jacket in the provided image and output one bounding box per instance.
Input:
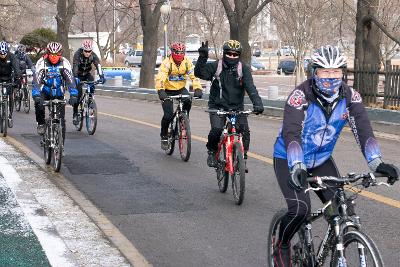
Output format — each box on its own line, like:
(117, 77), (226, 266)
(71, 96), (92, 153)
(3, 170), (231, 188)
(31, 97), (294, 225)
(155, 56), (201, 91)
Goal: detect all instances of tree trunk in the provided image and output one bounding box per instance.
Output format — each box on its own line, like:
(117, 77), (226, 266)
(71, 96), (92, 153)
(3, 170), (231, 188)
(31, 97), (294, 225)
(229, 20), (252, 65)
(56, 0), (75, 61)
(139, 0), (162, 88)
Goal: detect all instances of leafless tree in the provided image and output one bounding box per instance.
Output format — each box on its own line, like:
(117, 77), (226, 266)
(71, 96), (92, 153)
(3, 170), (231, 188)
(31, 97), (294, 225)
(55, 0), (76, 60)
(139, 0), (163, 88)
(221, 0), (272, 64)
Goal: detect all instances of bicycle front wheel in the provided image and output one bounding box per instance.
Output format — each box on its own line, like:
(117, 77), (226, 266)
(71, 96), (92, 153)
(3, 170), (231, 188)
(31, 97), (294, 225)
(178, 113), (191, 162)
(15, 90), (21, 111)
(231, 141), (245, 205)
(23, 86), (30, 113)
(216, 144), (229, 193)
(52, 123), (63, 172)
(43, 123), (52, 165)
(86, 99), (97, 135)
(331, 230), (384, 267)
(2, 101), (8, 137)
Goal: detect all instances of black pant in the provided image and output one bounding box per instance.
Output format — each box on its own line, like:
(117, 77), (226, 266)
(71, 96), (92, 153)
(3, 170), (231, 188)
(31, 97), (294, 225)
(206, 113), (250, 153)
(160, 88), (191, 137)
(74, 74), (94, 114)
(35, 92), (66, 141)
(273, 157), (340, 245)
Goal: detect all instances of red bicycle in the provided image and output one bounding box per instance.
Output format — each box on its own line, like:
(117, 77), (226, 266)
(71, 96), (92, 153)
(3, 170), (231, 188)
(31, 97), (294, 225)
(207, 109), (252, 205)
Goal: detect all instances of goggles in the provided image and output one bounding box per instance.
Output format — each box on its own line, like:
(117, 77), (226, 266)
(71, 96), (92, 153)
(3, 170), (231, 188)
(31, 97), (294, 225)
(226, 51), (239, 58)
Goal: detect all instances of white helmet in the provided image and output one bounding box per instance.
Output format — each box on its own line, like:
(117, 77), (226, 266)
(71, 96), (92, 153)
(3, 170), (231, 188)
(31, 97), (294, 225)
(82, 39), (93, 51)
(311, 45), (347, 69)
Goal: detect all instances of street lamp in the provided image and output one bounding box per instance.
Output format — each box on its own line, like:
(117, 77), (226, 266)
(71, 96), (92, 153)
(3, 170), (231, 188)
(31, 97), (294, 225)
(160, 0), (171, 59)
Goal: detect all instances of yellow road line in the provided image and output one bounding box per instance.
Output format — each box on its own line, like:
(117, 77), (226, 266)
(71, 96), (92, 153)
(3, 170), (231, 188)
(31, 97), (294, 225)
(99, 111), (400, 209)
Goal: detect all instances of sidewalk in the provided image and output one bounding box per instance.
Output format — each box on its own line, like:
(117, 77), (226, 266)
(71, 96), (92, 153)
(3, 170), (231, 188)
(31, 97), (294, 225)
(0, 138), (131, 267)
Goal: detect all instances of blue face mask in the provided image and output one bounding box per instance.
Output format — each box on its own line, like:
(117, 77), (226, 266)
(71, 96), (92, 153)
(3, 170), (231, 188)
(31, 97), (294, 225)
(314, 75), (342, 97)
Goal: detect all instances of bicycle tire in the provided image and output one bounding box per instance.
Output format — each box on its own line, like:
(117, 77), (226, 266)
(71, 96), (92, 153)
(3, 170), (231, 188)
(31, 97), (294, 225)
(216, 143), (229, 193)
(75, 102), (84, 131)
(267, 209), (286, 267)
(231, 141), (245, 205)
(331, 230), (384, 267)
(165, 119), (176, 155)
(23, 86), (30, 113)
(43, 123), (52, 165)
(2, 102), (8, 137)
(52, 123), (63, 172)
(0, 102), (3, 133)
(15, 90), (21, 112)
(178, 113), (191, 162)
(86, 99), (97, 135)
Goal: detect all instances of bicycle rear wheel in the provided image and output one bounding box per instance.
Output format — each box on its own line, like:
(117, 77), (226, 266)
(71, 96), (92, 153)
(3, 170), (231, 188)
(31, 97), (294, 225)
(178, 113), (191, 161)
(52, 123), (63, 172)
(43, 123), (52, 165)
(165, 119), (176, 155)
(15, 90), (21, 111)
(2, 102), (8, 137)
(216, 144), (229, 193)
(331, 230), (384, 267)
(86, 98), (97, 135)
(231, 141), (245, 205)
(23, 86), (30, 113)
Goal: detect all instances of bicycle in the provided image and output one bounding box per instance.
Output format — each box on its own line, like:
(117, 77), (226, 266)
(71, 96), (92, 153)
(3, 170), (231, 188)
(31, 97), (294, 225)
(164, 94), (192, 162)
(14, 74), (30, 113)
(0, 82), (13, 137)
(206, 109), (252, 205)
(268, 172), (390, 267)
(41, 98), (66, 172)
(74, 80), (99, 135)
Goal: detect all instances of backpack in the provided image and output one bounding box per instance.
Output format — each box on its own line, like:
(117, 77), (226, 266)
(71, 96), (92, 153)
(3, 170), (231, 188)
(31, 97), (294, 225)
(213, 60), (243, 99)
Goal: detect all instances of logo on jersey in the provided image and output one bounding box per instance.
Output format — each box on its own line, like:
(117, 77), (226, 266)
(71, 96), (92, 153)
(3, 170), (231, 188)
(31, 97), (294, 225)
(311, 125), (337, 146)
(351, 88), (362, 103)
(287, 89), (307, 110)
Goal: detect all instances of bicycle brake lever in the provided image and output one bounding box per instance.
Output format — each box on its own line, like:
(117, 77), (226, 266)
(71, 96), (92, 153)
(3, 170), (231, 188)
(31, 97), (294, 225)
(376, 182), (391, 187)
(305, 186), (325, 193)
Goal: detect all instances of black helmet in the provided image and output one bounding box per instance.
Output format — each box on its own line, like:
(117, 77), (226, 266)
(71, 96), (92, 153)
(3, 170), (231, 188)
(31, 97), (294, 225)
(223, 40), (242, 55)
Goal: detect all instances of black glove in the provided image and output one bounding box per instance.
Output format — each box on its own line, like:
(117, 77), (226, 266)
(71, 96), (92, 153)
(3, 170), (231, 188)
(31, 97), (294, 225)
(289, 163), (308, 191)
(99, 74), (106, 84)
(198, 41), (209, 58)
(253, 105), (264, 115)
(69, 95), (78, 106)
(33, 96), (43, 106)
(194, 89), (203, 99)
(376, 162), (399, 185)
(158, 89), (168, 101)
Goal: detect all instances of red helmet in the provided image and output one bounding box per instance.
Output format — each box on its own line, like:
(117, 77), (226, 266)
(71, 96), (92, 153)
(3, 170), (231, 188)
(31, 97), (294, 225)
(46, 42), (63, 65)
(82, 39), (93, 51)
(170, 42), (185, 64)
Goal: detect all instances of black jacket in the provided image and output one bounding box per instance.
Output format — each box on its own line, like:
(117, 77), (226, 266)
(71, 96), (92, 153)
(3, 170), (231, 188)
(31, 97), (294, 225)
(194, 56), (263, 110)
(72, 48), (102, 77)
(14, 51), (34, 73)
(0, 52), (21, 82)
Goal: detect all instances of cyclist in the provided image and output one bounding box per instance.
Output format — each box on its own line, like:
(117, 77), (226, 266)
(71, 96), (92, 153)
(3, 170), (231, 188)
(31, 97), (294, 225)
(72, 39), (105, 125)
(0, 41), (21, 127)
(155, 42), (203, 150)
(14, 44), (35, 76)
(272, 45), (399, 267)
(194, 40), (264, 169)
(33, 42), (78, 143)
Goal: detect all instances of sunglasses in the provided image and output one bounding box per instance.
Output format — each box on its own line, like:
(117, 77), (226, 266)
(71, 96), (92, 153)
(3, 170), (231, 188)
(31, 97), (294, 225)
(0, 52), (7, 56)
(83, 50), (92, 53)
(173, 50), (185, 55)
(226, 51), (239, 58)
(49, 52), (62, 56)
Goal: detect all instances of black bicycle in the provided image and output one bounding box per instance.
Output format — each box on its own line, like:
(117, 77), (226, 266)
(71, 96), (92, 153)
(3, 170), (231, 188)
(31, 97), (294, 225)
(206, 110), (252, 205)
(0, 82), (13, 137)
(164, 94), (192, 162)
(268, 172), (389, 267)
(41, 98), (66, 172)
(14, 74), (30, 113)
(74, 80), (100, 135)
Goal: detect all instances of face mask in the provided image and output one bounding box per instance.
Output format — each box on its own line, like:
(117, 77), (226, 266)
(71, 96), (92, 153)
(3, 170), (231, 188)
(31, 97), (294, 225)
(172, 53), (184, 64)
(314, 75), (342, 97)
(223, 55), (239, 67)
(48, 54), (61, 65)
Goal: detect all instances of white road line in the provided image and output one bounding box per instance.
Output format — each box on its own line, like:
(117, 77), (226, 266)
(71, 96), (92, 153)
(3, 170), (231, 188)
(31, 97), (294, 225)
(0, 153), (76, 267)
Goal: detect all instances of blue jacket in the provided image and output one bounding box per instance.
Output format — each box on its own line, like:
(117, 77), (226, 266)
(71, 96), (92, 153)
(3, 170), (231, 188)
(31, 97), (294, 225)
(274, 79), (381, 169)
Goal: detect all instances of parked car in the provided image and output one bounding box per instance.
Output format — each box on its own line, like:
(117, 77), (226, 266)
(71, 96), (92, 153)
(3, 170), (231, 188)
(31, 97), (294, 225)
(253, 48), (261, 57)
(277, 59), (295, 75)
(124, 50), (163, 67)
(251, 57), (266, 71)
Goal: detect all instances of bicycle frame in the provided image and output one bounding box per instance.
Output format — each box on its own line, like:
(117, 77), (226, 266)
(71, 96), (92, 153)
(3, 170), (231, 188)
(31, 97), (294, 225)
(215, 114), (244, 175)
(44, 99), (66, 145)
(168, 95), (189, 139)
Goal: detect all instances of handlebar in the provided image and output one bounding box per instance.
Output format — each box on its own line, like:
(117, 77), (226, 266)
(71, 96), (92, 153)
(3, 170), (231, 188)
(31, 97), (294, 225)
(43, 99), (67, 106)
(206, 109), (253, 116)
(165, 94), (191, 100)
(305, 172), (390, 193)
(81, 80), (102, 85)
(0, 82), (14, 87)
